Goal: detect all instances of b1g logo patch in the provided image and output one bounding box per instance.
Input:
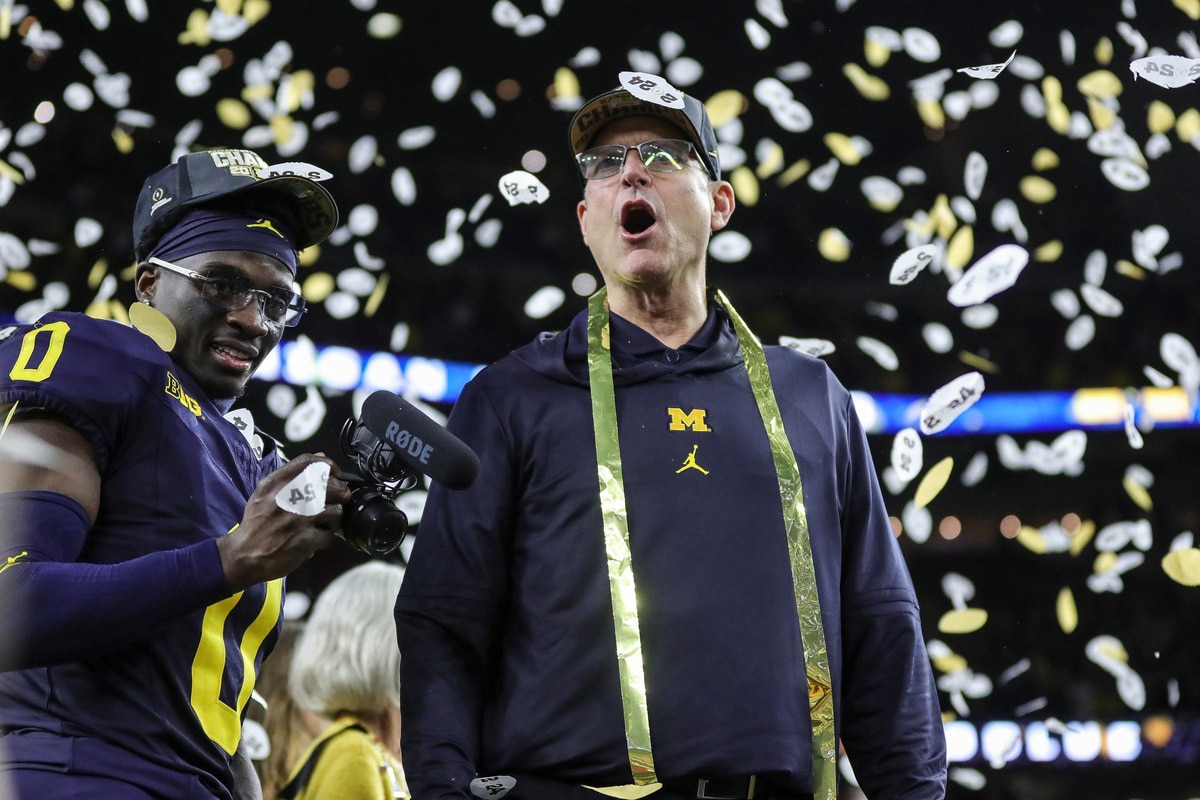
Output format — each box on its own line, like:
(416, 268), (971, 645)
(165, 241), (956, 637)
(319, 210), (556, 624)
(165, 371), (202, 417)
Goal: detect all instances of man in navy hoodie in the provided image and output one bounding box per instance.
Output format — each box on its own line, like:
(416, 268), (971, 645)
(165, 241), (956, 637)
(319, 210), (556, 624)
(396, 78), (947, 800)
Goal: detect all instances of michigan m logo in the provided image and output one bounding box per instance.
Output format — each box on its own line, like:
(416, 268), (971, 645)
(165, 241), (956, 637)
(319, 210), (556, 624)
(667, 407), (710, 432)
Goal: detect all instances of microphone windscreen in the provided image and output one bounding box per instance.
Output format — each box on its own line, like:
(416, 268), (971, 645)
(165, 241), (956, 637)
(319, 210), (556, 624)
(360, 391), (480, 489)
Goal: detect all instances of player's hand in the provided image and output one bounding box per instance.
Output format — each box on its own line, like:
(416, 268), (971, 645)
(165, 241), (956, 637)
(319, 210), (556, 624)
(217, 453), (352, 591)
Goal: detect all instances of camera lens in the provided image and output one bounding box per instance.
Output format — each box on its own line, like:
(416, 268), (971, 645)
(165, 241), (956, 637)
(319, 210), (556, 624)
(341, 484), (409, 557)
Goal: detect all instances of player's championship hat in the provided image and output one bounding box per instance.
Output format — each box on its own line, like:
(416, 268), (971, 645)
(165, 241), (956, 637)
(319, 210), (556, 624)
(133, 148), (338, 261)
(567, 85), (721, 182)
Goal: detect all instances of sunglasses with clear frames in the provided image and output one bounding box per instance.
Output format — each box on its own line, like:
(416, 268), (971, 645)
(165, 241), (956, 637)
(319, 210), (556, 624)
(147, 256), (306, 328)
(576, 138), (699, 181)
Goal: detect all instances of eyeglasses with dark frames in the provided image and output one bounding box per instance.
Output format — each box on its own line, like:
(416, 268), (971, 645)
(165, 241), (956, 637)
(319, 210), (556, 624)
(147, 256), (306, 327)
(575, 138), (699, 181)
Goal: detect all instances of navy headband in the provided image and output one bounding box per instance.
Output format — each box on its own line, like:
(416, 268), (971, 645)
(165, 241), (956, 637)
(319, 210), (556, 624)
(147, 208), (300, 275)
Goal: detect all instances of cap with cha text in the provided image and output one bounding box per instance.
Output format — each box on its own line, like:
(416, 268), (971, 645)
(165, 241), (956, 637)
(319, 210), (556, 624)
(567, 87), (721, 181)
(132, 148), (339, 262)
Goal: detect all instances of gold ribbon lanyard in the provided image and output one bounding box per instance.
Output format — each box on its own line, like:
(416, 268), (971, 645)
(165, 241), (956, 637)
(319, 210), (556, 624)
(586, 288), (837, 800)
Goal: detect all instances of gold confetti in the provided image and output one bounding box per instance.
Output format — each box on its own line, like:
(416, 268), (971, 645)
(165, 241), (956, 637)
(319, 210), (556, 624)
(825, 132), (863, 166)
(113, 128), (134, 154)
(1042, 76), (1063, 105)
(1094, 551), (1117, 574)
(1057, 587), (1078, 633)
(128, 302), (177, 352)
(365, 273), (389, 318)
(946, 225), (974, 270)
(0, 6), (9, 40)
(178, 9), (212, 47)
(84, 299), (111, 319)
(1016, 525), (1048, 554)
(776, 159), (810, 188)
(1031, 148), (1059, 170)
(755, 141), (784, 179)
(87, 260), (108, 289)
(914, 457), (954, 509)
(242, 84), (274, 103)
(53, 0), (74, 8)
(1020, 175), (1057, 204)
(930, 194), (957, 240)
(1069, 519), (1096, 555)
(1114, 259), (1146, 279)
(120, 261), (138, 281)
(843, 63), (890, 101)
(1122, 475), (1153, 511)
(1047, 103), (1070, 135)
(932, 653), (968, 674)
(705, 90), (745, 128)
(1086, 97), (1117, 131)
(1176, 108), (1200, 142)
(302, 272), (335, 303)
(1034, 240), (1063, 262)
(270, 114), (294, 146)
(1147, 101), (1176, 135)
(281, 70), (315, 114)
(1173, 0), (1200, 20)
(242, 0), (271, 25)
(217, 98), (252, 129)
(1094, 637), (1128, 663)
(957, 351), (998, 373)
(5, 271), (35, 291)
(1095, 36), (1113, 65)
(916, 98), (944, 129)
(1077, 70), (1122, 98)
(730, 166), (760, 206)
(938, 608), (988, 634)
(1162, 548), (1200, 586)
(109, 300), (130, 325)
(552, 67), (580, 105)
(817, 228), (851, 262)
(215, 0), (239, 14)
(864, 37), (891, 68)
(0, 159), (27, 185)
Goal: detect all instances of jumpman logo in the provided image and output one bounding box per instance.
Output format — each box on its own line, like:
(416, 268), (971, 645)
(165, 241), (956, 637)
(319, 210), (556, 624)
(675, 444), (709, 475)
(0, 551), (28, 575)
(247, 218), (285, 239)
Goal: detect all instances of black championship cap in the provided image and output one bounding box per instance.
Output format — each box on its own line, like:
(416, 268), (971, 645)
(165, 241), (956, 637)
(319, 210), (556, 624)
(132, 148), (339, 261)
(567, 87), (721, 181)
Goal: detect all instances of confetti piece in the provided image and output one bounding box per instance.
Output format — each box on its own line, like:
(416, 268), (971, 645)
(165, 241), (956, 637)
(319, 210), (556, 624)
(1019, 175), (1056, 203)
(889, 243), (936, 285)
(274, 460), (330, 516)
(1016, 525), (1048, 554)
(945, 226), (974, 271)
(729, 166), (759, 205)
(956, 50), (1016, 80)
(938, 608), (988, 634)
(618, 71), (685, 109)
(890, 427), (922, 483)
(920, 372), (984, 434)
(705, 90), (745, 128)
(709, 230), (752, 263)
(128, 301), (177, 352)
(1122, 475), (1153, 511)
(497, 170), (548, 206)
(817, 227), (851, 261)
(284, 384), (326, 443)
(1129, 54), (1200, 89)
(913, 456), (953, 508)
(842, 63), (890, 100)
(857, 336), (897, 370)
(1056, 587), (1078, 633)
(779, 336), (835, 358)
(1162, 549), (1200, 586)
(947, 244), (1029, 307)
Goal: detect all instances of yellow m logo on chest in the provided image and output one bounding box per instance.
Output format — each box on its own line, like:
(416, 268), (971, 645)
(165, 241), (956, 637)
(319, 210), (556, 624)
(667, 407), (710, 432)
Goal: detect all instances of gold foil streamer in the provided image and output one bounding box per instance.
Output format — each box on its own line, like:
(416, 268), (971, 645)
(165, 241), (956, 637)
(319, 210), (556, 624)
(586, 289), (657, 785)
(712, 289), (837, 800)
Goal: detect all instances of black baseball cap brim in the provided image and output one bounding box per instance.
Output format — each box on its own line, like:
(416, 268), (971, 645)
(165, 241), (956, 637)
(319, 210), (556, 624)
(133, 149), (338, 261)
(567, 88), (721, 181)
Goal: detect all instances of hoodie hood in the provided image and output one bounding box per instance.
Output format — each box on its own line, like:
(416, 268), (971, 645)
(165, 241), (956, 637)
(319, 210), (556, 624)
(513, 301), (746, 387)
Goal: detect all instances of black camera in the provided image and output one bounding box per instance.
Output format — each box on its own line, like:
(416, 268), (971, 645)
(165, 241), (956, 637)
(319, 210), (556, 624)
(337, 416), (417, 557)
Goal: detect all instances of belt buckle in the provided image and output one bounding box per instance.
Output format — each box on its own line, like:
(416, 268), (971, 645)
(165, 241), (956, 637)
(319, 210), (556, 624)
(696, 776), (756, 800)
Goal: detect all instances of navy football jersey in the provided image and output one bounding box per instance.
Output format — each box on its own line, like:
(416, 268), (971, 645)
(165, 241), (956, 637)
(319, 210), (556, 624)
(0, 312), (285, 800)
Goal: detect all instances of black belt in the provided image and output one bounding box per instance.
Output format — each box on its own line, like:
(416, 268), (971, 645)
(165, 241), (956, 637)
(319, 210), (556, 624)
(661, 776), (759, 799)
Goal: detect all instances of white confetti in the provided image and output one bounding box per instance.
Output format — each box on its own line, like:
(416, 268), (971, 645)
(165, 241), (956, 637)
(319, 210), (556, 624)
(709, 230), (752, 263)
(471, 776), (516, 799)
(744, 18), (772, 50)
(891, 427), (923, 483)
(524, 286), (565, 319)
(963, 151), (987, 200)
(74, 218), (103, 248)
(990, 199), (1028, 242)
(1129, 54), (1200, 88)
(398, 126), (437, 150)
(284, 386), (327, 443)
(947, 244), (1029, 307)
(956, 50), (1017, 80)
(779, 336), (835, 357)
(902, 27), (941, 63)
(902, 500), (932, 544)
(890, 243), (937, 285)
(1100, 158), (1150, 192)
(275, 460), (330, 516)
(989, 20), (1024, 48)
(618, 71), (685, 109)
(1079, 283), (1123, 317)
(432, 66), (462, 102)
(498, 170), (549, 206)
(961, 451), (988, 486)
(1065, 317), (1094, 353)
(857, 336), (898, 370)
(1050, 288), (1080, 319)
(920, 372), (985, 435)
(391, 167), (417, 206)
(922, 322), (954, 354)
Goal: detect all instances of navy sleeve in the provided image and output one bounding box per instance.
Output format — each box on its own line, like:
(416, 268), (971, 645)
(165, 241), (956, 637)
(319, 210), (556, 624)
(836, 396), (948, 799)
(394, 375), (513, 800)
(0, 491), (232, 671)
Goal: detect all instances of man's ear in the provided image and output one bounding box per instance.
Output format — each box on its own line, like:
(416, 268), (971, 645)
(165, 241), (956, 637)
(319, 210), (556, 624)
(576, 198), (589, 247)
(710, 180), (736, 232)
(133, 261), (158, 304)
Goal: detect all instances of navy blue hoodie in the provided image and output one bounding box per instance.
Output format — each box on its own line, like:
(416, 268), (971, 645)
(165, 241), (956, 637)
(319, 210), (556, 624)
(396, 304), (947, 799)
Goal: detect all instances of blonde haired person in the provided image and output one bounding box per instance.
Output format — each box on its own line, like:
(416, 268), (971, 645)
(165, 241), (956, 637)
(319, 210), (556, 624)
(281, 561), (408, 800)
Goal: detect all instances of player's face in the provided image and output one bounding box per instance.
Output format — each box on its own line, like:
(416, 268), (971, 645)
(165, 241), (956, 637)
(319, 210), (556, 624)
(142, 250), (292, 400)
(576, 116), (733, 293)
